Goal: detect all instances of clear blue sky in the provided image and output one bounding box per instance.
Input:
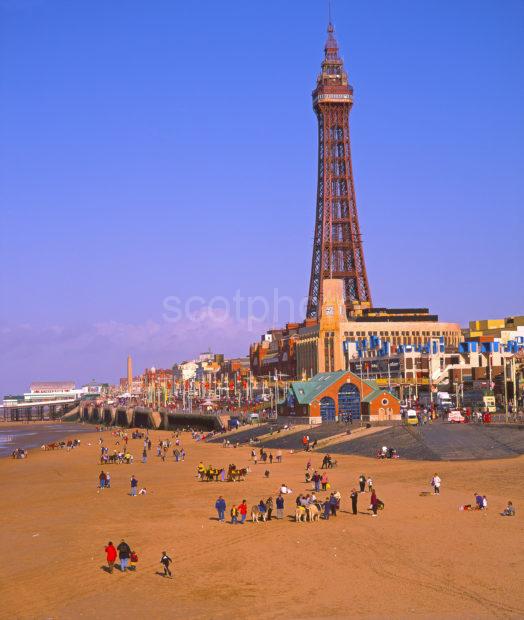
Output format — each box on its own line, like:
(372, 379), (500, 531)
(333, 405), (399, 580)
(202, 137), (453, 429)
(1, 0), (523, 395)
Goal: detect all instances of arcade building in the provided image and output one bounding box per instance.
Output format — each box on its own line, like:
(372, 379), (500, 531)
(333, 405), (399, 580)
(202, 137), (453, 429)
(279, 369), (400, 425)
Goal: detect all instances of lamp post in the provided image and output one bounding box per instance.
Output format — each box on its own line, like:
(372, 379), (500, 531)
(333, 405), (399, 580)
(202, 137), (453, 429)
(503, 354), (508, 424)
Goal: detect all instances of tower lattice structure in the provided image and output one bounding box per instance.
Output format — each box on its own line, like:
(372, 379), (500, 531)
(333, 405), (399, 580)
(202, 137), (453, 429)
(307, 23), (372, 319)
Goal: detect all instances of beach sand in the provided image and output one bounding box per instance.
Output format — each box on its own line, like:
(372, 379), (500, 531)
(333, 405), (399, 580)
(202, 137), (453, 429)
(1, 428), (523, 619)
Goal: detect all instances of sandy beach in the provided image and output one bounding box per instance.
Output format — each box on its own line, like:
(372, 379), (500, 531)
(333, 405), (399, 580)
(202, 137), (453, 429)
(1, 427), (523, 619)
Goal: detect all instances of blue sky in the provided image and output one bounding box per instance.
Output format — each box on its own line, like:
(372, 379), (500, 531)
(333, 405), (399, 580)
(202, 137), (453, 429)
(1, 0), (523, 395)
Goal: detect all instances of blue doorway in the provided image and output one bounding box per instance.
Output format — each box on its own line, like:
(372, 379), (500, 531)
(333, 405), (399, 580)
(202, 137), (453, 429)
(320, 396), (336, 422)
(338, 383), (360, 420)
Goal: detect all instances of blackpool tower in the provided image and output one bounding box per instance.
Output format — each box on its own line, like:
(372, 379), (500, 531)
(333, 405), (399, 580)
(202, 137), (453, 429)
(307, 23), (372, 318)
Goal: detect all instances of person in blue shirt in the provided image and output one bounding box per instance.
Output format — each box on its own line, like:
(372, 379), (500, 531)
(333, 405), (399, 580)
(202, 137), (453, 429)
(215, 496), (226, 522)
(475, 493), (484, 509)
(329, 493), (338, 516)
(258, 500), (267, 519)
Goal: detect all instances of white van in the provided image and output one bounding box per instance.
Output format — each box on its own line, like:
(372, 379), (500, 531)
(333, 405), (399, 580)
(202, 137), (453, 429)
(406, 409), (418, 426)
(247, 413), (260, 424)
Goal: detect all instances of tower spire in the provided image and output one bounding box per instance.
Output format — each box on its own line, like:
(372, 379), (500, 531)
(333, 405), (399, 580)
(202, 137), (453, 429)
(324, 21), (340, 60)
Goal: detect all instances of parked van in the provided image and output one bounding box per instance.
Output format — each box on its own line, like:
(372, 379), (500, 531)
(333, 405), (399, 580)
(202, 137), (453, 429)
(406, 409), (419, 425)
(227, 417), (241, 431)
(247, 413), (260, 424)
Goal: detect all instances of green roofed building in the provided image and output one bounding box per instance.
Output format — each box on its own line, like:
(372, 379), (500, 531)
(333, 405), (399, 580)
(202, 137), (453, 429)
(280, 370), (400, 425)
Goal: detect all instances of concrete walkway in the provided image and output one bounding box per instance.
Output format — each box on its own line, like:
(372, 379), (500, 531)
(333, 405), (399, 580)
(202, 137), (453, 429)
(320, 421), (524, 461)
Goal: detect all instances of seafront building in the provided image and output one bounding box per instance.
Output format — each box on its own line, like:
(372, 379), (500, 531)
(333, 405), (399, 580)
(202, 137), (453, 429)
(464, 316), (524, 343)
(251, 279), (462, 381)
(3, 381), (102, 406)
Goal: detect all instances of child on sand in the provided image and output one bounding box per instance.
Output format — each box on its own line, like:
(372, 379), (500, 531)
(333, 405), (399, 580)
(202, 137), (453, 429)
(431, 473), (441, 495)
(160, 551), (173, 578)
(501, 501), (515, 516)
(129, 550), (138, 571)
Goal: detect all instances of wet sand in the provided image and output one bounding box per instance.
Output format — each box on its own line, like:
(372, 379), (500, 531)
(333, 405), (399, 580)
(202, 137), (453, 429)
(0, 428), (523, 619)
(0, 423), (94, 457)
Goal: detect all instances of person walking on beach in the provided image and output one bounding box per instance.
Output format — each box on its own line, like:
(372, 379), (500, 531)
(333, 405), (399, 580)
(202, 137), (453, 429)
(99, 471), (107, 489)
(367, 477), (373, 492)
(350, 488), (358, 515)
(105, 541), (117, 573)
(431, 473), (441, 495)
(117, 539), (131, 572)
(142, 449), (147, 464)
(322, 497), (331, 520)
(266, 496), (274, 521)
(276, 449), (282, 463)
(276, 493), (284, 519)
(370, 490), (379, 517)
(238, 499), (248, 524)
(160, 551), (173, 578)
(215, 496), (226, 522)
(359, 474), (366, 493)
(105, 472), (111, 488)
(130, 475), (138, 496)
(329, 493), (338, 517)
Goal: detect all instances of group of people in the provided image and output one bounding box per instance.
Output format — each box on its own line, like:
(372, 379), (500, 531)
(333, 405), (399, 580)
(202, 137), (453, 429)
(355, 473), (383, 516)
(215, 497), (248, 523)
(100, 447), (134, 464)
(213, 465), (387, 523)
(104, 540), (139, 573)
(11, 448), (28, 459)
(98, 470), (111, 489)
(251, 447), (282, 465)
(301, 434), (318, 451)
(306, 470), (331, 492)
(377, 446), (398, 459)
(320, 454), (336, 469)
(129, 474), (147, 496)
(296, 490), (340, 520)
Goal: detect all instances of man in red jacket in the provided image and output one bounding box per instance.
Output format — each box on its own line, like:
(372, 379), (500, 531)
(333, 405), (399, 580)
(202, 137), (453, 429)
(237, 499), (248, 524)
(105, 541), (117, 573)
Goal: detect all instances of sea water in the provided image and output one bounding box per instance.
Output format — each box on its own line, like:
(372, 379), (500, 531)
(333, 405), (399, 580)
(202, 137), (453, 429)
(0, 423), (95, 457)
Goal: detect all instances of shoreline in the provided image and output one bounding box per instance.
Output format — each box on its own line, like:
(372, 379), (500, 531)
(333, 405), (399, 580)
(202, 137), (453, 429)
(0, 422), (100, 457)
